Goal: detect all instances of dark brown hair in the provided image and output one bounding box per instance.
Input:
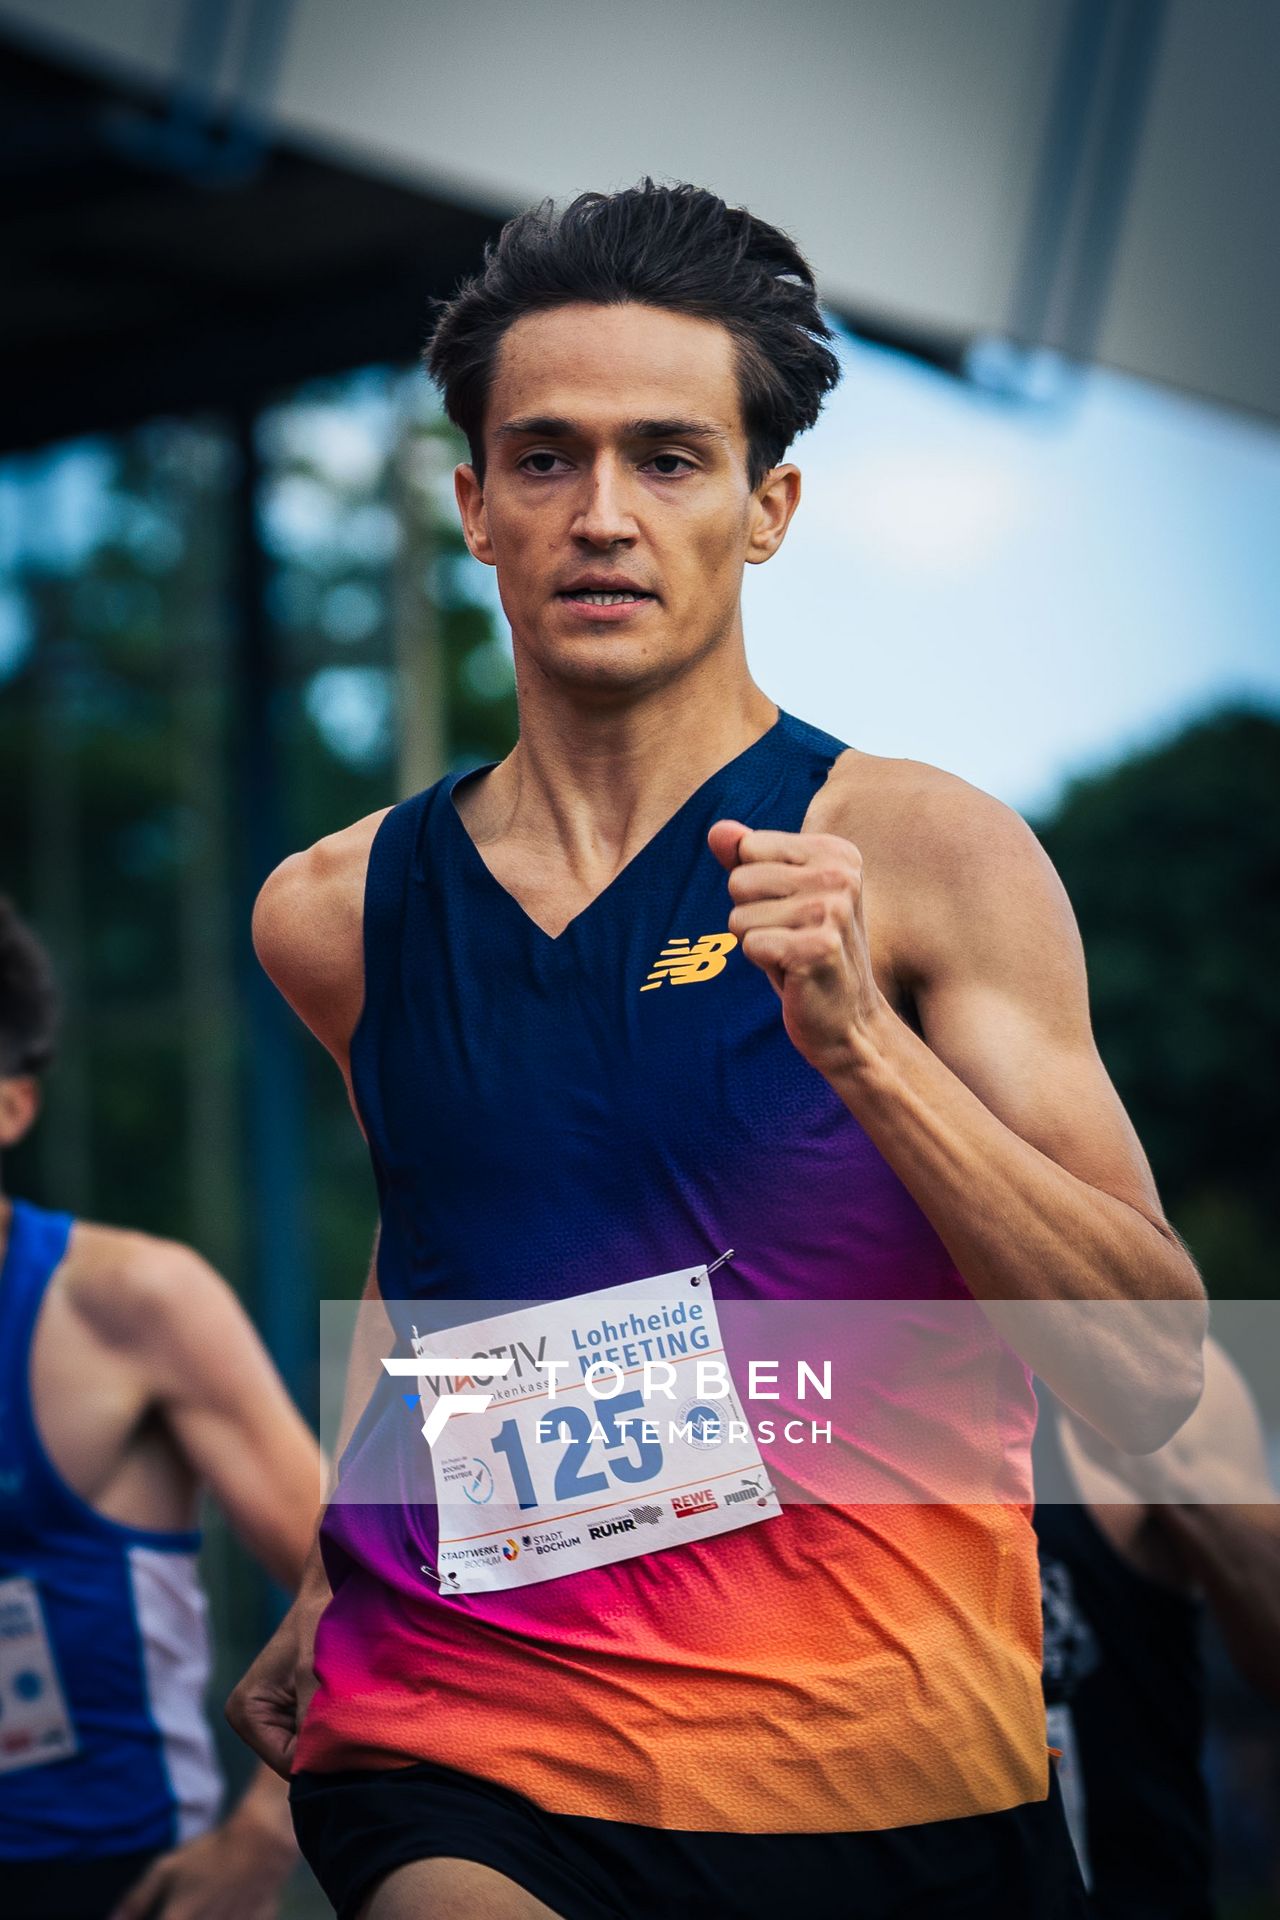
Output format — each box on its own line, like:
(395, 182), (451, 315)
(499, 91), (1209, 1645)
(424, 181), (842, 489)
(0, 899), (58, 1078)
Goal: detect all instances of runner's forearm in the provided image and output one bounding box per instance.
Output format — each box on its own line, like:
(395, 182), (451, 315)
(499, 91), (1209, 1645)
(226, 1759), (298, 1859)
(824, 998), (1205, 1446)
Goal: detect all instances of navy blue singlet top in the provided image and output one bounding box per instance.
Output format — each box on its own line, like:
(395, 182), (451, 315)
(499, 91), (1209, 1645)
(298, 709), (1048, 1836)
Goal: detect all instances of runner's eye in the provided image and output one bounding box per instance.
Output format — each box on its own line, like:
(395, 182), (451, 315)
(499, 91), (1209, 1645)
(644, 454), (695, 477)
(519, 451), (570, 475)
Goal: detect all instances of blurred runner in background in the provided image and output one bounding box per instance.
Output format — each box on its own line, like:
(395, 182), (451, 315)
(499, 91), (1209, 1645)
(0, 897), (325, 1920)
(1035, 1337), (1280, 1918)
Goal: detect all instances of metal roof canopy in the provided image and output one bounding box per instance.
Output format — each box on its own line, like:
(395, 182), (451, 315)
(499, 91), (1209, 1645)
(3, 0), (1279, 435)
(0, 24), (984, 462)
(0, 36), (504, 453)
(4, 0), (1280, 456)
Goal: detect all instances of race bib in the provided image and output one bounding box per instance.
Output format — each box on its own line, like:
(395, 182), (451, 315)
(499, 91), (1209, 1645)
(404, 1265), (779, 1593)
(1046, 1700), (1092, 1890)
(0, 1575), (78, 1773)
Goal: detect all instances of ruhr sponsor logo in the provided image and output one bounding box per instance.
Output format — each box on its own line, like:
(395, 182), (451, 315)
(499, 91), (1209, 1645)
(588, 1517), (637, 1542)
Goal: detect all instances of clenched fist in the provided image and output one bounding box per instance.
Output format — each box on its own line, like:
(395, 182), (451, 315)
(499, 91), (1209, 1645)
(708, 819), (886, 1073)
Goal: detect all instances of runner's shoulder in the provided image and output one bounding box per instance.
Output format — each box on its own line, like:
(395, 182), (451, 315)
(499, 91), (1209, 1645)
(814, 746), (1040, 875)
(811, 747), (1072, 968)
(52, 1219), (228, 1361)
(252, 807), (391, 1003)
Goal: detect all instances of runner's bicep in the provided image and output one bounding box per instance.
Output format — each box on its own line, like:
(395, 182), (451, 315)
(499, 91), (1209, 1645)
(918, 964), (1165, 1222)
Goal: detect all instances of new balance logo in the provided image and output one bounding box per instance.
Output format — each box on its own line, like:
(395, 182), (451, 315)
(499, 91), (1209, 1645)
(641, 932), (737, 990)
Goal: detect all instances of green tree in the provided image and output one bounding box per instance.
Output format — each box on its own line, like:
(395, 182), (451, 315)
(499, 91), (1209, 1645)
(1035, 706), (1280, 1301)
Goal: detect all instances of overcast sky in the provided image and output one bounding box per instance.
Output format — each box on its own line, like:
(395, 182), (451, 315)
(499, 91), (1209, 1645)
(737, 330), (1280, 817)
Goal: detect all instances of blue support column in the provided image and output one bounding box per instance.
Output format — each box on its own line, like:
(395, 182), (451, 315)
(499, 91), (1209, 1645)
(229, 403), (310, 1481)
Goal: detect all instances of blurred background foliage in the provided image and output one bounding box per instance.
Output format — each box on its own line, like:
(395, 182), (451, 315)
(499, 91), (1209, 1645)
(1035, 705), (1280, 1313)
(0, 369), (517, 1308)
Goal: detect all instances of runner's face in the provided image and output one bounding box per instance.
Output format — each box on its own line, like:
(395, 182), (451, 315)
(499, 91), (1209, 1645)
(0, 1075), (40, 1149)
(455, 302), (793, 696)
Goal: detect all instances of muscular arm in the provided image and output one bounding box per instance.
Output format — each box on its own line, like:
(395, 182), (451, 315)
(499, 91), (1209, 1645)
(714, 763), (1206, 1451)
(1070, 1340), (1280, 1703)
(247, 810), (391, 1585)
(227, 813), (396, 1774)
(92, 1238), (326, 1588)
(251, 807), (388, 1098)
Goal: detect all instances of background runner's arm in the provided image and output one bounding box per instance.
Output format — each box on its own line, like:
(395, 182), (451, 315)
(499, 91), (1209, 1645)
(1074, 1342), (1280, 1703)
(119, 1240), (325, 1588)
(109, 1758), (298, 1920)
(713, 776), (1206, 1450)
(1158, 1506), (1280, 1705)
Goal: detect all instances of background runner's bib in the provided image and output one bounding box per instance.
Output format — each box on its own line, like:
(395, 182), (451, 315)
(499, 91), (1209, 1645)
(1035, 1408), (1210, 1914)
(0, 1576), (78, 1773)
(301, 709), (1048, 1834)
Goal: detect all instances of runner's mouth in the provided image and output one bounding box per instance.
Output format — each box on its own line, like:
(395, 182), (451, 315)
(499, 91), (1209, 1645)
(557, 589), (657, 606)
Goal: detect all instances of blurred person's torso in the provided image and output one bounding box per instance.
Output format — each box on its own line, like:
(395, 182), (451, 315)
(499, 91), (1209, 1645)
(0, 1198), (222, 1861)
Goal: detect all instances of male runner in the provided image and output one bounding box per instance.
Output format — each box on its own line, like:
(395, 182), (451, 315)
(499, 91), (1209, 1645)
(0, 898), (324, 1920)
(1035, 1336), (1280, 1916)
(229, 183), (1206, 1918)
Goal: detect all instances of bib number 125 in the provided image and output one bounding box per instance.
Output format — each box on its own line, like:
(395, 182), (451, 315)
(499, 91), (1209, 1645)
(490, 1389), (664, 1508)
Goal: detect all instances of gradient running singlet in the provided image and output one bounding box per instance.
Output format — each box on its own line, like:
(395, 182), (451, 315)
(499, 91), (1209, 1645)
(297, 710), (1049, 1834)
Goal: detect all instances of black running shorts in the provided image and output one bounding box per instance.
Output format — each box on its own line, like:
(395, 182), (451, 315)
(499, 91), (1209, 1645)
(6, 1849), (163, 1920)
(290, 1759), (1087, 1920)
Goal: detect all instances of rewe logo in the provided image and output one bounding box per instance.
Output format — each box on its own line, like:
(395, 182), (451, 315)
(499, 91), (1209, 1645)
(382, 1354), (515, 1444)
(640, 932), (737, 991)
(672, 1488), (718, 1518)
